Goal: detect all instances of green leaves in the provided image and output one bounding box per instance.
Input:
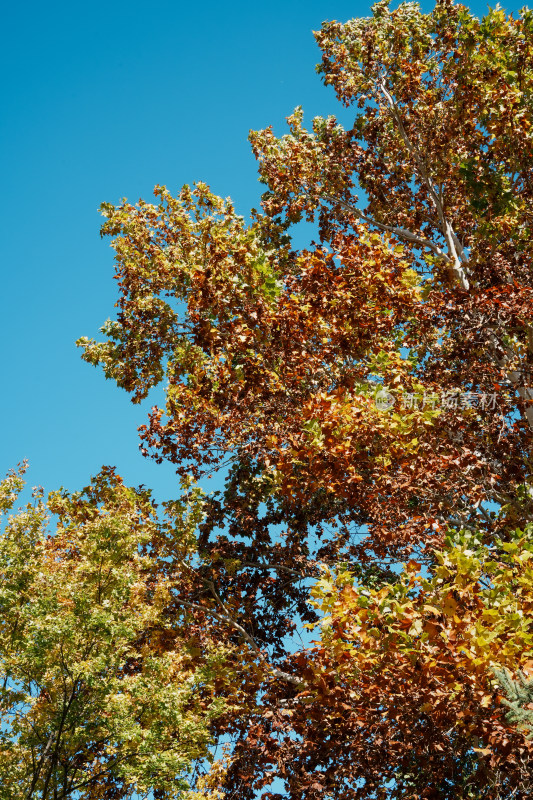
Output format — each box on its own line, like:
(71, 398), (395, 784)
(494, 667), (533, 739)
(0, 468), (232, 799)
(69, 2), (533, 797)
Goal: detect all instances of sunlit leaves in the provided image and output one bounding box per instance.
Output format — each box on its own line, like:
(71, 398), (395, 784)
(0, 468), (233, 799)
(71, 1), (533, 797)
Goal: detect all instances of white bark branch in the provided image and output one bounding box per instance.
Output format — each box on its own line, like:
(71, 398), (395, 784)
(378, 81), (470, 291)
(322, 192), (448, 259)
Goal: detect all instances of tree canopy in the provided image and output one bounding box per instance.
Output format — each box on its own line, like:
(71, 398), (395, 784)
(0, 465), (237, 798)
(4, 0), (533, 797)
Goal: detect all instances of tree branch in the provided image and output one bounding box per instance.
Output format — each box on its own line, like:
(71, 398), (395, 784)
(176, 598), (304, 688)
(378, 81), (470, 291)
(241, 561), (317, 579)
(322, 192), (448, 259)
(485, 327), (533, 431)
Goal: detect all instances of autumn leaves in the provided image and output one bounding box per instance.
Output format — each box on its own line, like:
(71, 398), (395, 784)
(4, 0), (533, 797)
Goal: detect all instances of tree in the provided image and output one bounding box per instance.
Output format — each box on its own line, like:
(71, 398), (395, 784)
(72, 0), (533, 796)
(288, 524), (533, 798)
(494, 667), (533, 740)
(0, 465), (235, 799)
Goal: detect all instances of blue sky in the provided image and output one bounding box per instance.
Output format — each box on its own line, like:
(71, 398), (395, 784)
(1, 0), (523, 504)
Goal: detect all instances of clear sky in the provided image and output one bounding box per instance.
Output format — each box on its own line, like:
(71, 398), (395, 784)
(1, 0), (524, 503)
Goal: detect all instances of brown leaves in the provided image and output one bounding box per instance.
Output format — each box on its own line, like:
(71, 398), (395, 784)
(73, 3), (533, 797)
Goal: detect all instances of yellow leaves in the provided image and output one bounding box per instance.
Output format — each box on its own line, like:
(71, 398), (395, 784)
(401, 267), (422, 289)
(309, 523), (533, 749)
(0, 468), (236, 796)
(408, 618), (424, 637)
(442, 594), (458, 617)
(312, 572), (335, 600)
(151, 580), (172, 612)
(184, 745), (233, 800)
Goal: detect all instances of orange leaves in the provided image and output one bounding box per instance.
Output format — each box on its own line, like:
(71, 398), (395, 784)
(73, 4), (533, 796)
(84, 192), (439, 533)
(298, 538), (533, 792)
